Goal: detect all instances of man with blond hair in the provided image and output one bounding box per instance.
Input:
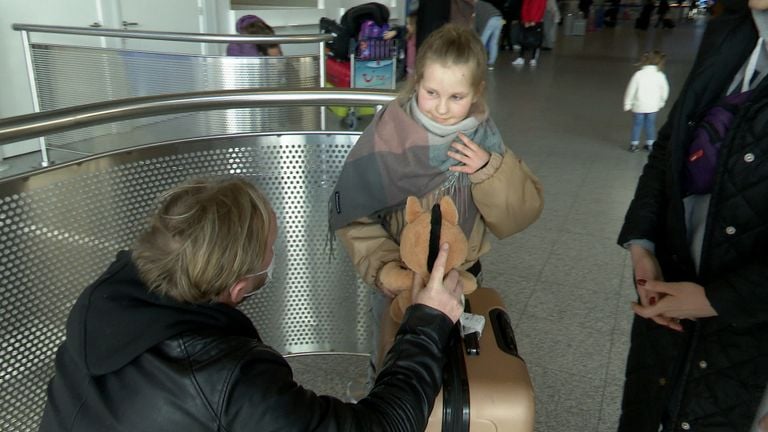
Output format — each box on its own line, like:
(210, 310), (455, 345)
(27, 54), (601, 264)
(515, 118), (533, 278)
(39, 177), (464, 432)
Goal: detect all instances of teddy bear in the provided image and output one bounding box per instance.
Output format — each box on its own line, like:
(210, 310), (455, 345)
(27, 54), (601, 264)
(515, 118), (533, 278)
(378, 195), (478, 324)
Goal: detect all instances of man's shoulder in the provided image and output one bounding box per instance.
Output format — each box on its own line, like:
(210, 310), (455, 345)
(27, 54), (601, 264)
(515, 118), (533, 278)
(157, 331), (279, 369)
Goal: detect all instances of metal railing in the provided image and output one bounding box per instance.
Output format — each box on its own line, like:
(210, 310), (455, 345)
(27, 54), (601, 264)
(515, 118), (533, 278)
(12, 23), (335, 166)
(0, 89), (397, 431)
(0, 88), (396, 170)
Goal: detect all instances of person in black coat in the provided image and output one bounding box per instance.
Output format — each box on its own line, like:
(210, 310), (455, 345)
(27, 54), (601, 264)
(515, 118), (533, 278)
(617, 1), (768, 430)
(502, 0), (524, 50)
(39, 177), (464, 432)
(655, 0), (671, 27)
(415, 0), (452, 48)
(635, 0), (655, 29)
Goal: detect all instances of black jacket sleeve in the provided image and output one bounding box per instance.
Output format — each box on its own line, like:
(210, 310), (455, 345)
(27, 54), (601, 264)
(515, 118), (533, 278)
(223, 304), (453, 431)
(706, 256), (768, 327)
(617, 112), (674, 247)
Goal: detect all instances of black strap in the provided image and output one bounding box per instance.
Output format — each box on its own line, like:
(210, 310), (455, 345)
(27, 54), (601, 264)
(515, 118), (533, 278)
(427, 204), (442, 273)
(442, 324), (470, 432)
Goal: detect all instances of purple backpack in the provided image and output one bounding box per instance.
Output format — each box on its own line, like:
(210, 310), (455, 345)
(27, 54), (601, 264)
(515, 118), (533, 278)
(356, 19), (391, 60)
(683, 90), (752, 195)
(358, 19), (389, 40)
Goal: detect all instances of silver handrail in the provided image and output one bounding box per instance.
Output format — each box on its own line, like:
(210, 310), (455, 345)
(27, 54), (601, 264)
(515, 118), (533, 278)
(13, 24), (336, 165)
(0, 89), (397, 146)
(12, 23), (333, 44)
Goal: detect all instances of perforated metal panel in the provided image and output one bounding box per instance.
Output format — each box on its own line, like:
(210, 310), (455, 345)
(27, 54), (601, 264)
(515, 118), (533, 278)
(30, 44), (321, 148)
(0, 133), (370, 431)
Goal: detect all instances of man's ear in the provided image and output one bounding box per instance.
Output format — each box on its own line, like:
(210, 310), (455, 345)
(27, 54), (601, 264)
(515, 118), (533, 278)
(225, 278), (251, 305)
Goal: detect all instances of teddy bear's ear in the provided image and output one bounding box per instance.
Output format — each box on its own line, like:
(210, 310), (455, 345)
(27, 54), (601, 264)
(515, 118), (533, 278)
(404, 196), (424, 224)
(439, 196), (459, 225)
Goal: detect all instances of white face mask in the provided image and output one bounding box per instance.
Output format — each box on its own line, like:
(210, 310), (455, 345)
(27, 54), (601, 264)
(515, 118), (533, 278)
(753, 9), (768, 40)
(242, 257), (274, 298)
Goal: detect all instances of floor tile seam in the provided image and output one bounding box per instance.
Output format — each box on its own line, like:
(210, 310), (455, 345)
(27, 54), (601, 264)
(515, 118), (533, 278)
(594, 276), (628, 432)
(518, 307), (617, 335)
(559, 226), (627, 242)
(525, 362), (610, 391)
(515, 238), (557, 318)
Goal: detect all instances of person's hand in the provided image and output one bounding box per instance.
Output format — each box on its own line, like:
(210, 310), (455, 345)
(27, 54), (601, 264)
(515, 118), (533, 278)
(412, 243), (464, 322)
(629, 244), (663, 304)
(383, 30), (398, 40)
(447, 133), (491, 174)
(631, 281), (718, 332)
(629, 244), (670, 327)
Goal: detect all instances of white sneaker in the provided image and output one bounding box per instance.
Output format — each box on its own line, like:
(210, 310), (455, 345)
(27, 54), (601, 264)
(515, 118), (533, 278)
(529, 59), (538, 67)
(512, 58), (525, 66)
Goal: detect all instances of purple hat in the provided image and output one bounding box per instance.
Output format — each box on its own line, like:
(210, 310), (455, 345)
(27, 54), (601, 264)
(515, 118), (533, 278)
(236, 15), (267, 34)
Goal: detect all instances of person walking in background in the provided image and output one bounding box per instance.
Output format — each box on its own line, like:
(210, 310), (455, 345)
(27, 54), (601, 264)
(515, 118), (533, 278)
(578, 0), (594, 18)
(416, 0), (451, 48)
(512, 0), (546, 66)
(503, 0), (524, 51)
(542, 0), (561, 50)
(476, 0), (504, 70)
(452, 0), (478, 27)
(655, 0), (671, 27)
(635, 0), (655, 30)
(617, 1), (768, 430)
(623, 50), (669, 152)
(226, 15), (282, 57)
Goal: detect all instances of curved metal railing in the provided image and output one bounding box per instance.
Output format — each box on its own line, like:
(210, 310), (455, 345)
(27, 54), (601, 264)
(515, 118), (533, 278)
(12, 23), (334, 44)
(12, 24), (339, 166)
(0, 90), (396, 431)
(0, 88), (396, 147)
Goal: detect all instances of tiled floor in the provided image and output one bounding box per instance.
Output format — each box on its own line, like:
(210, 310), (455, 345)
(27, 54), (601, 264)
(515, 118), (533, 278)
(477, 20), (706, 432)
(0, 17), (708, 432)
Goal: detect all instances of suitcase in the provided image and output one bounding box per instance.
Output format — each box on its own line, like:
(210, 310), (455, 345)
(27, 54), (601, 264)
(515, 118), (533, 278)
(326, 57), (351, 88)
(379, 287), (535, 432)
(571, 18), (587, 36)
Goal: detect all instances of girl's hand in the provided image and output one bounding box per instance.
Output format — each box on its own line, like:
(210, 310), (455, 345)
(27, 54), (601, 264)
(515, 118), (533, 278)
(631, 281), (718, 332)
(447, 133), (491, 174)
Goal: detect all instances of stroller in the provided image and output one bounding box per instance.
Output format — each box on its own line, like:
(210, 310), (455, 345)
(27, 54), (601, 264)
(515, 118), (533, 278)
(320, 2), (401, 129)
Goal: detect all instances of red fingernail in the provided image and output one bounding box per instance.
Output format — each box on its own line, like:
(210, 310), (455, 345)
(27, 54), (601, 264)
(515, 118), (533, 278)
(649, 296), (656, 305)
(636, 279), (647, 286)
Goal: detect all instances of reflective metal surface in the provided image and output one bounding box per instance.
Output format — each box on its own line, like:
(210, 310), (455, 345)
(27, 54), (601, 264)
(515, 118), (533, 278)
(27, 45), (323, 147)
(12, 23), (334, 44)
(0, 89), (395, 145)
(0, 132), (369, 430)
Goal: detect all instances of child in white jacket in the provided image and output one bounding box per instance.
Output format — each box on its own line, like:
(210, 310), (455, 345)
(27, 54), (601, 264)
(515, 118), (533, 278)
(623, 50), (670, 152)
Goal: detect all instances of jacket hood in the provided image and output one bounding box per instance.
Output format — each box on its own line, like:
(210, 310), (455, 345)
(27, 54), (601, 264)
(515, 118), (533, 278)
(65, 250), (259, 376)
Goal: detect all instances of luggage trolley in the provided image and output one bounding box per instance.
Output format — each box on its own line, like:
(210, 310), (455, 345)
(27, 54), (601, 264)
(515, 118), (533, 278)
(327, 36), (398, 130)
(320, 2), (399, 130)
